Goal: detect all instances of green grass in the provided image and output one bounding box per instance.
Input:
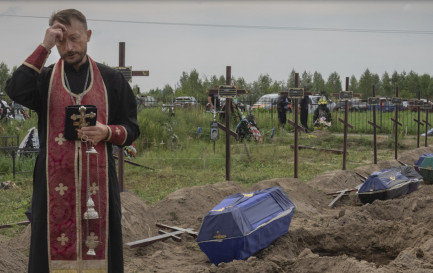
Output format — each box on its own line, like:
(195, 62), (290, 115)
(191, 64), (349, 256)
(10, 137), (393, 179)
(124, 130), (416, 205)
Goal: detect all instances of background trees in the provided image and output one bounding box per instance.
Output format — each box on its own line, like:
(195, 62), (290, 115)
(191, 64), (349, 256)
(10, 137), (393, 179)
(0, 62), (13, 101)
(325, 72), (343, 94)
(0, 60), (432, 104)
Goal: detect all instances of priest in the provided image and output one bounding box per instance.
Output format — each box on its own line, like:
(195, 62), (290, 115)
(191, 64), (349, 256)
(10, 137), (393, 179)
(6, 9), (140, 273)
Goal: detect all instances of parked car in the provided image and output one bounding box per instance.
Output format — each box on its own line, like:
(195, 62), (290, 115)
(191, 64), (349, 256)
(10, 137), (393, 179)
(174, 96), (198, 108)
(409, 98), (427, 112)
(367, 97), (388, 111)
(333, 100), (353, 112)
(351, 99), (368, 111)
(308, 95), (321, 113)
(382, 100), (404, 112)
(136, 95), (157, 109)
(251, 94), (279, 110)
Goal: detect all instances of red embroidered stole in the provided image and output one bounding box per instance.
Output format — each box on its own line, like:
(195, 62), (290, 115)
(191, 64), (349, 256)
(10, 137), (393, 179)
(46, 57), (109, 273)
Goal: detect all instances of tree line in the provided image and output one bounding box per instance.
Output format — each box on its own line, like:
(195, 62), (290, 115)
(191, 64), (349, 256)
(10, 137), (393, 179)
(1, 61), (432, 105)
(146, 69), (433, 105)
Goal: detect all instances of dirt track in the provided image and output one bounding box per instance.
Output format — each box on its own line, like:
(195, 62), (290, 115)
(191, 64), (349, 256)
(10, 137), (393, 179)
(1, 146), (433, 273)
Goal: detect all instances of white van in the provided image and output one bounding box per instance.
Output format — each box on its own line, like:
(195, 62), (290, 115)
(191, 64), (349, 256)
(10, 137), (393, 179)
(251, 94), (279, 110)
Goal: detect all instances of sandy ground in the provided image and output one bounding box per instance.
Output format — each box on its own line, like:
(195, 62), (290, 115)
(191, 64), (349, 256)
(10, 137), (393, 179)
(2, 146), (433, 273)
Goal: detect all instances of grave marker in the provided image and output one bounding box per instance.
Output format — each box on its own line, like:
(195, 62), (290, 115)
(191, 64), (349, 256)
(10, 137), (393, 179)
(367, 85), (381, 164)
(116, 42), (149, 192)
(285, 73), (306, 178)
(413, 92), (424, 148)
(390, 87), (402, 160)
(338, 77), (355, 170)
(207, 66), (249, 181)
(423, 97), (431, 147)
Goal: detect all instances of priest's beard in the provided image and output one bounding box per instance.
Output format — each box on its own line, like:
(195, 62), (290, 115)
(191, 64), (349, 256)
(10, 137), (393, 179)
(61, 49), (87, 67)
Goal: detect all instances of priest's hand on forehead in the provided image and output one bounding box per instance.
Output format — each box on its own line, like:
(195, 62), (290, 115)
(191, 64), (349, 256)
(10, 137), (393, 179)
(42, 22), (67, 50)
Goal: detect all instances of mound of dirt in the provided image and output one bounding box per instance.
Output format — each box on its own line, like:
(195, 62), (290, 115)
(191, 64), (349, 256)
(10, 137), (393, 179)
(121, 146), (433, 273)
(2, 146), (433, 273)
(0, 235), (28, 273)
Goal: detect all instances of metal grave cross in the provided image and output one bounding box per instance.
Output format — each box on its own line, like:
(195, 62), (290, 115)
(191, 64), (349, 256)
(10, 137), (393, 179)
(115, 42), (149, 192)
(207, 66), (249, 181)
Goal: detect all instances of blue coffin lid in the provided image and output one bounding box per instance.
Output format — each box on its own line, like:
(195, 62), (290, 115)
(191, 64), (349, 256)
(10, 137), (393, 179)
(197, 187), (295, 242)
(415, 153), (433, 166)
(358, 166), (421, 194)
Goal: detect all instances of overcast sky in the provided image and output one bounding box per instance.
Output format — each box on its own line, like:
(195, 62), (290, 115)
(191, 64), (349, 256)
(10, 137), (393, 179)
(1, 0), (432, 92)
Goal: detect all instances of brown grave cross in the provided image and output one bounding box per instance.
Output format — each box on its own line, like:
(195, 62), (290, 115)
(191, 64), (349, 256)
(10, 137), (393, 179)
(412, 91), (424, 148)
(422, 96), (431, 147)
(334, 77), (356, 170)
(207, 66), (249, 181)
(390, 87), (403, 160)
(284, 73), (306, 179)
(115, 42), (149, 192)
(367, 85), (382, 164)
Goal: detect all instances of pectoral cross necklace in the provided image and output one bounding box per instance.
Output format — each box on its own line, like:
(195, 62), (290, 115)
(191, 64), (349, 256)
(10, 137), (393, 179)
(64, 65), (90, 105)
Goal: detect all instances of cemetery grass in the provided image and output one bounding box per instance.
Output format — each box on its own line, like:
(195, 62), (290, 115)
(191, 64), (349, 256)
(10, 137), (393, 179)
(125, 130), (413, 206)
(0, 108), (421, 237)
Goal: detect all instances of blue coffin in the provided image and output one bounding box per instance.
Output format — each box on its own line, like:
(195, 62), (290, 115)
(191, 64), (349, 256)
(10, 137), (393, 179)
(414, 153), (433, 173)
(357, 166), (422, 204)
(197, 187), (295, 265)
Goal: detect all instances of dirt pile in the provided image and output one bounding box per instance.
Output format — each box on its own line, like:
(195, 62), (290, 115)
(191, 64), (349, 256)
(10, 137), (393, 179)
(0, 235), (27, 273)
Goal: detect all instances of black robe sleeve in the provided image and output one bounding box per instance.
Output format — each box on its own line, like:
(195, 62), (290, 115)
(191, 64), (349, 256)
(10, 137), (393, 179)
(6, 65), (52, 114)
(97, 63), (140, 146)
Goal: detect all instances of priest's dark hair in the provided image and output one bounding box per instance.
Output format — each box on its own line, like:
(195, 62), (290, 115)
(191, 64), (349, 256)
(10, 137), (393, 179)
(49, 9), (88, 30)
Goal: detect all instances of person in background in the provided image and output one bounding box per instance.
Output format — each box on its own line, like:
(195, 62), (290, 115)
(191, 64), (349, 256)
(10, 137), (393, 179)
(276, 92), (289, 128)
(6, 9), (139, 273)
(300, 94), (311, 132)
(207, 92), (220, 112)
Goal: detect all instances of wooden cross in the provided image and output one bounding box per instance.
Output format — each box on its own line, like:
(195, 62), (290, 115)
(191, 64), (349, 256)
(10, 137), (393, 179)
(285, 73), (306, 179)
(422, 96), (431, 147)
(70, 105), (96, 129)
(412, 91), (424, 148)
(115, 42), (149, 192)
(207, 66), (249, 181)
(126, 223), (197, 248)
(390, 87), (403, 160)
(338, 77), (355, 170)
(367, 85), (382, 164)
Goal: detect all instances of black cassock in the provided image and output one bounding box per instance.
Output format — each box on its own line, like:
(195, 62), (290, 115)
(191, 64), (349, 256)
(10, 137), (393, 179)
(6, 55), (139, 273)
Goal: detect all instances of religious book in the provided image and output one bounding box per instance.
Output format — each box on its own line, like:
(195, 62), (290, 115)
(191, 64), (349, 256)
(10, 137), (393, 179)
(64, 105), (98, 140)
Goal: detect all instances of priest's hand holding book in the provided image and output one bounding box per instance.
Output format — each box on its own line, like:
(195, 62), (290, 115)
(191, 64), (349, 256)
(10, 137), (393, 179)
(78, 121), (110, 145)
